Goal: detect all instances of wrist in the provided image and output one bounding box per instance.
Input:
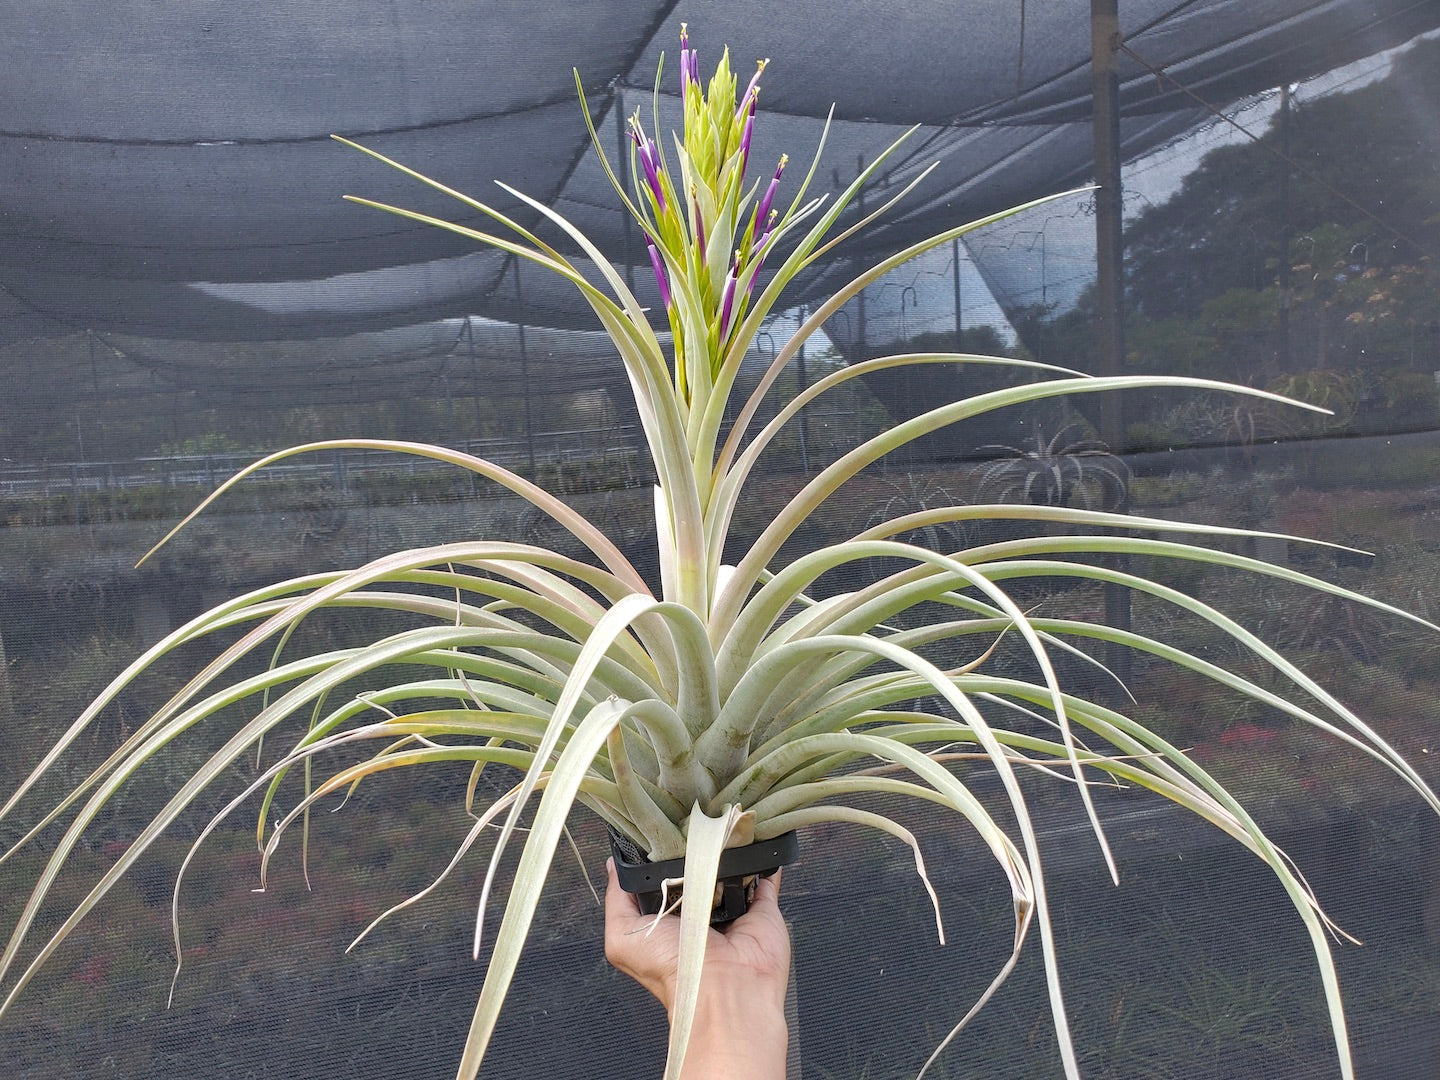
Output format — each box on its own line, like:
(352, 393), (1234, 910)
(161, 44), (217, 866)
(676, 998), (788, 1080)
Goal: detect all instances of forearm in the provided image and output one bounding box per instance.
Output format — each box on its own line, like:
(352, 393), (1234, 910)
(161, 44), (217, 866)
(674, 992), (789, 1080)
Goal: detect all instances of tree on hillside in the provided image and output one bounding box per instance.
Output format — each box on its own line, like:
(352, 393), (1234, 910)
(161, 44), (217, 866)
(1125, 36), (1440, 325)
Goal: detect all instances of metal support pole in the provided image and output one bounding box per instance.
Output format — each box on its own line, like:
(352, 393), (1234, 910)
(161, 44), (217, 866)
(1092, 0), (1125, 441)
(952, 238), (964, 348)
(1092, 0), (1132, 687)
(513, 262), (538, 474)
(465, 316), (486, 439)
(796, 307), (811, 474)
(855, 156), (868, 356)
(615, 87), (636, 295)
(1276, 83), (1293, 372)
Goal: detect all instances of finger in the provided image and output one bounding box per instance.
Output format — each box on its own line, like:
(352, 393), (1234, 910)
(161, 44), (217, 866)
(722, 872), (784, 939)
(604, 858), (648, 952)
(604, 858), (647, 966)
(749, 867), (782, 909)
(604, 857), (642, 921)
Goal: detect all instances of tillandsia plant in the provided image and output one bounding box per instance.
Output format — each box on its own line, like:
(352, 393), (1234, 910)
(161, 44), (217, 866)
(2, 27), (1438, 1080)
(974, 423), (1131, 511)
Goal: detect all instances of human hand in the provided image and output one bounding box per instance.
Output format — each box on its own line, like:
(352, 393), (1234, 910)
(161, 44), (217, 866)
(604, 858), (791, 1079)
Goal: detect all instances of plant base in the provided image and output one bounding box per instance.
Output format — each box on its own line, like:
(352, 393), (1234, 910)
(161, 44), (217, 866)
(608, 829), (800, 924)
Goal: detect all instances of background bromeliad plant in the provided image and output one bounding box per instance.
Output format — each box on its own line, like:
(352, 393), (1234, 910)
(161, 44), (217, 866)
(974, 423), (1131, 511)
(1, 28), (1437, 1080)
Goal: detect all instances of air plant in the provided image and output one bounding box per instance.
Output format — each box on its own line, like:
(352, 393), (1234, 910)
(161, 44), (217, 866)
(975, 423), (1131, 511)
(2, 28), (1437, 1080)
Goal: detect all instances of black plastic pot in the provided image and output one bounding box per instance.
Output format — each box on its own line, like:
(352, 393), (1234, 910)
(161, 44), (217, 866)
(608, 829), (800, 924)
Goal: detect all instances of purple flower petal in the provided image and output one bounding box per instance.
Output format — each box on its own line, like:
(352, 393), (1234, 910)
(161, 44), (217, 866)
(737, 60), (766, 122)
(754, 154), (788, 232)
(643, 150), (666, 211)
(719, 265), (738, 338)
(691, 185), (706, 262)
(679, 24), (698, 93)
(738, 110), (755, 176)
(630, 118), (667, 212)
(646, 238), (672, 309)
(746, 231), (774, 297)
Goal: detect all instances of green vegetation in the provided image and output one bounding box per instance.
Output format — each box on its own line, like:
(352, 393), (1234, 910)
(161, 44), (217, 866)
(1011, 38), (1440, 458)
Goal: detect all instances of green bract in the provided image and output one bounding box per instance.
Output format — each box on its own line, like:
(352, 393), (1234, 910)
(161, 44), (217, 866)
(2, 30), (1436, 1080)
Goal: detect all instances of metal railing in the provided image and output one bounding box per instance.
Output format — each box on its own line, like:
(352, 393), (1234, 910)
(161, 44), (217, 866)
(0, 409), (864, 505)
(0, 424), (652, 500)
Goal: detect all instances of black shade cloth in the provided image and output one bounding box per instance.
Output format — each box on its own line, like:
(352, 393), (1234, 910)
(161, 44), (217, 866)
(3, 0), (1438, 346)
